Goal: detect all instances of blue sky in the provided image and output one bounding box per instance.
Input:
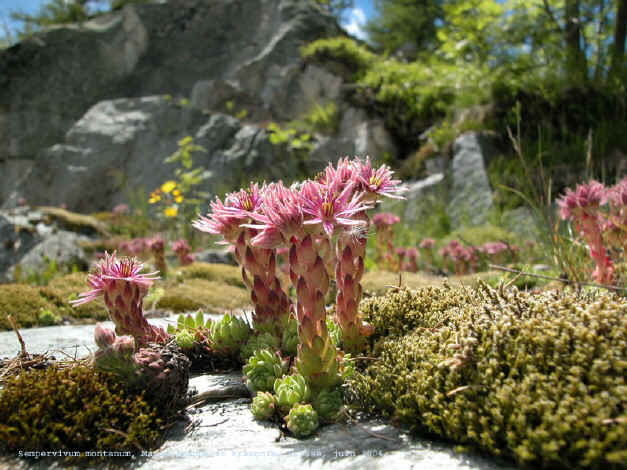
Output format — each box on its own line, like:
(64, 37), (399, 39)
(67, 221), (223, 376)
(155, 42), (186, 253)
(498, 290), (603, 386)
(1, 0), (375, 40)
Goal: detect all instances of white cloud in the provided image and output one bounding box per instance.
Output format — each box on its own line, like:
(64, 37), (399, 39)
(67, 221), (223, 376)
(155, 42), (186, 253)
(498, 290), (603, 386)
(343, 8), (367, 40)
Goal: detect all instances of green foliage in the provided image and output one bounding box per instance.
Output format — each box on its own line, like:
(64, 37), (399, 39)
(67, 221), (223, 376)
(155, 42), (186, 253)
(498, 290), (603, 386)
(365, 0), (442, 54)
(251, 391), (276, 421)
(312, 387), (343, 423)
(37, 308), (62, 326)
(281, 315), (299, 357)
(243, 348), (287, 392)
(274, 374), (312, 415)
(240, 332), (281, 363)
(209, 313), (252, 356)
(0, 366), (163, 461)
(301, 37), (377, 78)
(291, 102), (339, 135)
(353, 284), (627, 468)
(285, 403), (319, 438)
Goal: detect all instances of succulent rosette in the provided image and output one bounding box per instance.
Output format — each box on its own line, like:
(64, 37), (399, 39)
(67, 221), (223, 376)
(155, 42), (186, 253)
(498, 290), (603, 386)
(209, 313), (252, 356)
(243, 349), (287, 392)
(251, 391), (277, 421)
(240, 332), (281, 363)
(285, 403), (319, 438)
(312, 387), (344, 423)
(274, 374), (312, 415)
(175, 329), (195, 350)
(71, 252), (170, 346)
(281, 314), (299, 357)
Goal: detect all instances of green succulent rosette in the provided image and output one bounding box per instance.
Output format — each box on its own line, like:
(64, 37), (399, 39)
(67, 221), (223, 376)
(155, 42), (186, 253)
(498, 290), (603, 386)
(312, 387), (344, 423)
(273, 374), (312, 415)
(243, 349), (287, 392)
(251, 391), (277, 421)
(285, 403), (319, 438)
(326, 316), (342, 347)
(281, 315), (299, 357)
(210, 313), (251, 356)
(240, 332), (281, 363)
(175, 329), (195, 350)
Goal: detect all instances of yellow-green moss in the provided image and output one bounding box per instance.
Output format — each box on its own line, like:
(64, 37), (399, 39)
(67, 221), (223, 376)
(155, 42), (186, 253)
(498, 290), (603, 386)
(158, 278), (251, 313)
(0, 284), (55, 330)
(441, 224), (520, 247)
(352, 283), (627, 469)
(0, 365), (163, 462)
(300, 37), (376, 79)
(361, 270), (501, 297)
(175, 262), (245, 288)
(44, 272), (108, 320)
(38, 206), (110, 236)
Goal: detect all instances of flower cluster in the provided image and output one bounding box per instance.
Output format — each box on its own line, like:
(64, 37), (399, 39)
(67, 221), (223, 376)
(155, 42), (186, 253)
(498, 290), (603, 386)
(172, 238), (194, 266)
(557, 178), (626, 285)
(149, 180), (184, 218)
(194, 157), (404, 389)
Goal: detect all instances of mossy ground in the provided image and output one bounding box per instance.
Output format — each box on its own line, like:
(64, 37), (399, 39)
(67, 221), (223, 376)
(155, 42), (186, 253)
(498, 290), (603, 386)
(351, 283), (627, 469)
(0, 365), (164, 464)
(0, 263), (252, 330)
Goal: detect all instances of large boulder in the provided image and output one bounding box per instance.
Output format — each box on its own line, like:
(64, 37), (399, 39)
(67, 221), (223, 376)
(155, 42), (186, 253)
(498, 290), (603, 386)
(0, 207), (91, 283)
(446, 131), (499, 227)
(0, 0), (341, 167)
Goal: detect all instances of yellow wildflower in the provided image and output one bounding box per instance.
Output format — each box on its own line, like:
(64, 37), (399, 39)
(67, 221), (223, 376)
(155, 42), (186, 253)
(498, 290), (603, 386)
(164, 206), (178, 217)
(161, 181), (177, 194)
(172, 189), (182, 196)
(148, 191), (161, 204)
(174, 195), (184, 203)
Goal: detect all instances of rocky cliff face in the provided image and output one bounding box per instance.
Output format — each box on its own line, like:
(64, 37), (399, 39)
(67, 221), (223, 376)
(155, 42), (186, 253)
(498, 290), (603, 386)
(0, 0), (400, 212)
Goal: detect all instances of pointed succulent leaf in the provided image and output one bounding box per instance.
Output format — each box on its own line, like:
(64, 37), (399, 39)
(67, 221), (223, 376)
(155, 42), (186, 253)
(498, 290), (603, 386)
(240, 332), (281, 363)
(312, 387), (344, 423)
(273, 374), (312, 414)
(195, 310), (204, 327)
(243, 349), (286, 392)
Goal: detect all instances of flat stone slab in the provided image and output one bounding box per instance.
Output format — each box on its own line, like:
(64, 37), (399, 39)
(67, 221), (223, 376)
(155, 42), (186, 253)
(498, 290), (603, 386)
(0, 323), (521, 470)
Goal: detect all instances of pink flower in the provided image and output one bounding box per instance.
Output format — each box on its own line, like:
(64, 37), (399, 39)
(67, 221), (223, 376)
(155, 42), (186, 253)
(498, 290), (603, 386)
(301, 179), (371, 238)
(419, 238), (435, 250)
(112, 204), (130, 216)
(557, 181), (606, 220)
(247, 182), (305, 247)
(71, 252), (158, 307)
(352, 156), (405, 201)
(372, 212), (400, 228)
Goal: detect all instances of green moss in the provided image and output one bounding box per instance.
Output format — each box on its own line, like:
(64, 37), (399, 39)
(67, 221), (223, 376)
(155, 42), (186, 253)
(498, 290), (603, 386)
(44, 272), (109, 320)
(301, 37), (377, 79)
(39, 206), (110, 236)
(352, 283), (627, 469)
(157, 278), (250, 313)
(0, 365), (163, 463)
(175, 262), (245, 288)
(441, 224), (520, 247)
(0, 284), (54, 330)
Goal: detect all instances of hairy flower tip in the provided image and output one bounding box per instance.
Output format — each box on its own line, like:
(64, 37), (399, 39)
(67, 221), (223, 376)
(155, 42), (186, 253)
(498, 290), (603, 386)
(94, 323), (117, 349)
(557, 180), (607, 220)
(419, 238), (435, 250)
(608, 177), (627, 207)
(406, 247), (419, 259)
(225, 182), (264, 213)
(247, 181), (304, 244)
(192, 195), (248, 242)
(317, 157), (356, 192)
(301, 179), (370, 238)
(71, 252), (159, 307)
(352, 156), (405, 201)
(372, 212), (400, 228)
(172, 238), (191, 255)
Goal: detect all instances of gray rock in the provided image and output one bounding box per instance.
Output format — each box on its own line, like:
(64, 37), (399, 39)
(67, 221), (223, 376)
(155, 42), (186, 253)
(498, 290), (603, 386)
(381, 173), (447, 226)
(339, 107), (397, 160)
(5, 230), (90, 281)
(0, 0), (341, 163)
(0, 207), (92, 282)
(193, 249), (236, 266)
(447, 132), (499, 228)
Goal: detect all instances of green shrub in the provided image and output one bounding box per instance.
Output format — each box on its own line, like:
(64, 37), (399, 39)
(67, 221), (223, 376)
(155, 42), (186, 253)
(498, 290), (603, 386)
(352, 284), (627, 469)
(301, 37), (377, 78)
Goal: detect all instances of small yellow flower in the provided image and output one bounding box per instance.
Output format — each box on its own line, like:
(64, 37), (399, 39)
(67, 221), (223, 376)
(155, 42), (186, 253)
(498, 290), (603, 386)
(161, 181), (177, 194)
(174, 195), (184, 203)
(164, 206), (178, 217)
(172, 189), (182, 197)
(148, 192), (161, 204)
